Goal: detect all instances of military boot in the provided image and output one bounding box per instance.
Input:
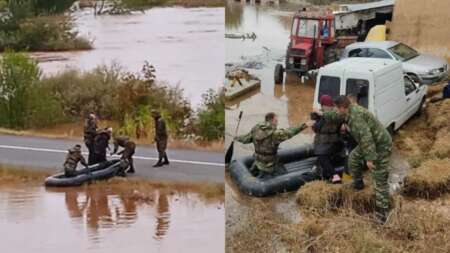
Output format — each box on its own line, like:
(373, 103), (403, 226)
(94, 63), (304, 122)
(375, 207), (390, 224)
(163, 155), (170, 165)
(127, 164), (135, 173)
(344, 179), (365, 191)
(153, 157), (163, 168)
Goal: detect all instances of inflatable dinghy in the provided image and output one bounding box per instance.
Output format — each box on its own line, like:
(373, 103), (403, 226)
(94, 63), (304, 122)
(45, 159), (128, 187)
(228, 144), (345, 197)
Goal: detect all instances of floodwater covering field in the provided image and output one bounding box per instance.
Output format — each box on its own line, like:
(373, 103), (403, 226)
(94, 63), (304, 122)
(0, 184), (224, 253)
(32, 7), (224, 106)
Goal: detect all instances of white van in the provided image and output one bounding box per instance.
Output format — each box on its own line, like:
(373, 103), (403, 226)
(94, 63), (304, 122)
(313, 58), (427, 132)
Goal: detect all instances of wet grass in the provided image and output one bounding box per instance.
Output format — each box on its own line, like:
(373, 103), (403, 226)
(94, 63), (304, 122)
(85, 177), (224, 203)
(402, 159), (450, 199)
(296, 179), (378, 215)
(0, 164), (50, 184)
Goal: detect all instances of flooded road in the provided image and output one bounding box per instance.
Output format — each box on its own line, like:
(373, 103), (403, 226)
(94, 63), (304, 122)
(32, 7), (224, 106)
(0, 184), (224, 253)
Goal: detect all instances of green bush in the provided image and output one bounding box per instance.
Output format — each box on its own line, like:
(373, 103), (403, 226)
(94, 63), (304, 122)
(0, 51), (41, 128)
(194, 89), (225, 141)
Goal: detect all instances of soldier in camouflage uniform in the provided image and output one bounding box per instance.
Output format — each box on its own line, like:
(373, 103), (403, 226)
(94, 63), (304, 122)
(64, 144), (88, 177)
(93, 127), (112, 164)
(152, 110), (169, 167)
(84, 113), (98, 165)
(111, 136), (136, 173)
(235, 112), (310, 177)
(320, 95), (392, 223)
(312, 95), (345, 183)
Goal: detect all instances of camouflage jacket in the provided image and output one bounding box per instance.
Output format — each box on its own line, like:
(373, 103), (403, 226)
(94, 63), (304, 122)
(155, 118), (168, 140)
(84, 118), (97, 142)
(64, 149), (87, 171)
(323, 105), (392, 161)
(113, 136), (135, 154)
(236, 122), (306, 172)
(313, 112), (344, 155)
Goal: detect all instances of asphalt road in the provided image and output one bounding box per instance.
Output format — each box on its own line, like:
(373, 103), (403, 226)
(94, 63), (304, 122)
(0, 134), (224, 183)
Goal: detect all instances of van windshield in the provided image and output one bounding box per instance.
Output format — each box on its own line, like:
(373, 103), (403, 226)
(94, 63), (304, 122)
(319, 76), (340, 100)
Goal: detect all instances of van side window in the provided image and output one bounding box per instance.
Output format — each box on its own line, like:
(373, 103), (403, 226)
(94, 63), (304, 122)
(319, 76), (340, 100)
(404, 76), (417, 95)
(348, 48), (366, 57)
(367, 48), (392, 59)
(346, 79), (369, 108)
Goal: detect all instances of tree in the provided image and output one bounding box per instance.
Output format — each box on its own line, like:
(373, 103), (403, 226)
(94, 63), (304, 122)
(0, 51), (41, 128)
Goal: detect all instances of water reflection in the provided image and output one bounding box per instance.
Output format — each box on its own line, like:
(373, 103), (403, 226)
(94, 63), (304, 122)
(0, 185), (224, 252)
(154, 192), (170, 240)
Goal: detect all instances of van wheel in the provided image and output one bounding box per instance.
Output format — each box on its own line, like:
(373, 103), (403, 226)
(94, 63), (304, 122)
(415, 98), (426, 117)
(274, 64), (284, 85)
(387, 124), (395, 137)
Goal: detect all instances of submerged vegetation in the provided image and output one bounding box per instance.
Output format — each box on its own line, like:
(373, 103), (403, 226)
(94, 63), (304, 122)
(0, 51), (224, 142)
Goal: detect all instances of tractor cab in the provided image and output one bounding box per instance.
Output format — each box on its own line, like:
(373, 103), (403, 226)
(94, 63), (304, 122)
(288, 11), (335, 73)
(274, 10), (354, 84)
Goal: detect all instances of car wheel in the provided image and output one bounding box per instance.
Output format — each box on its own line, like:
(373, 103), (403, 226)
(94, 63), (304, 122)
(274, 64), (284, 85)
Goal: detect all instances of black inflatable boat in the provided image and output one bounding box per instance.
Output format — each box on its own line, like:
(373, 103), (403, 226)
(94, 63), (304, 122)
(228, 144), (344, 197)
(45, 159), (128, 187)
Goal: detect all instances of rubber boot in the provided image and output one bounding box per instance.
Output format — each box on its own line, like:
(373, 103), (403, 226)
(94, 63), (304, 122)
(163, 154), (170, 165)
(375, 207), (389, 224)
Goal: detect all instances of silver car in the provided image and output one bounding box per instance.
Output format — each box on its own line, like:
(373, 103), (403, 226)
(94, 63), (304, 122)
(341, 41), (448, 84)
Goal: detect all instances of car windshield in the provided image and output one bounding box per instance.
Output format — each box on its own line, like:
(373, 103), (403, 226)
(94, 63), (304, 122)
(388, 43), (419, 61)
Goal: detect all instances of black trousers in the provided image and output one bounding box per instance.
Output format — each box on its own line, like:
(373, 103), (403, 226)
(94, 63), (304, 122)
(85, 141), (95, 165)
(93, 152), (107, 164)
(317, 155), (338, 180)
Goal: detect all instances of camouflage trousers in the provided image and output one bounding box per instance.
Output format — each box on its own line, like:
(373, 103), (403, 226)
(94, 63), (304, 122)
(348, 146), (392, 209)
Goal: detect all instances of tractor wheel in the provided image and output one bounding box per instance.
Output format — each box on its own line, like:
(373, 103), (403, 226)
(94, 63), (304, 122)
(274, 64), (284, 85)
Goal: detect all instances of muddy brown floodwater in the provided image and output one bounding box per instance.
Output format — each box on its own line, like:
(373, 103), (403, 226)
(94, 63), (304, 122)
(0, 184), (224, 253)
(225, 2), (411, 251)
(30, 7), (224, 106)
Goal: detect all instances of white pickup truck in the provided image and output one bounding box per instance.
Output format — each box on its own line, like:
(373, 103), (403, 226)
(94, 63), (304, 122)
(313, 58), (427, 132)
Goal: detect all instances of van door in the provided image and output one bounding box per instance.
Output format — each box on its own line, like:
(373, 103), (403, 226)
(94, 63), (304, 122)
(345, 78), (370, 109)
(317, 75), (341, 100)
(403, 75), (421, 120)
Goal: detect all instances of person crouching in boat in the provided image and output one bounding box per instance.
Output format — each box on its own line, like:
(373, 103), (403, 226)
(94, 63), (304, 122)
(111, 136), (136, 174)
(64, 144), (88, 177)
(235, 112), (314, 178)
(311, 95), (345, 184)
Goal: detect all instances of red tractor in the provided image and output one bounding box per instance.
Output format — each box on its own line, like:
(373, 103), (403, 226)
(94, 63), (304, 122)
(274, 10), (357, 84)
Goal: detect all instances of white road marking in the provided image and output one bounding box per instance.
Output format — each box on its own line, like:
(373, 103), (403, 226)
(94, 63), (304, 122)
(0, 145), (224, 167)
